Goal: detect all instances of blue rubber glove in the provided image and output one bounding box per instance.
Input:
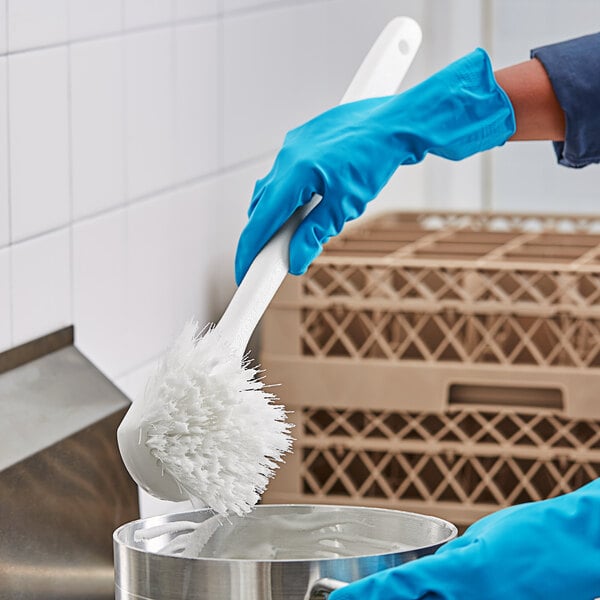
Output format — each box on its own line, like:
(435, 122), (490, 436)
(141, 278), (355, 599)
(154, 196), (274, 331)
(330, 478), (600, 600)
(234, 48), (515, 284)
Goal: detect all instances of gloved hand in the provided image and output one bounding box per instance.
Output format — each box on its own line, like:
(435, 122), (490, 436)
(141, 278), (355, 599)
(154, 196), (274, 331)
(234, 48), (515, 283)
(329, 478), (600, 600)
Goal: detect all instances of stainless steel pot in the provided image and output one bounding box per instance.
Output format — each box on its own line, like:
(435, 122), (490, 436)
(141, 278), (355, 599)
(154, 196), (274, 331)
(114, 504), (457, 600)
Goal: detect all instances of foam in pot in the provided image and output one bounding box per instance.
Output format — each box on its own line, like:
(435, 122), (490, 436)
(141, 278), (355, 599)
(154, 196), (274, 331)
(135, 509), (416, 560)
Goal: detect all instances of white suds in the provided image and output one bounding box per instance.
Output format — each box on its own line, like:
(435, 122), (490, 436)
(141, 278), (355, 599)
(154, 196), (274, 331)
(135, 510), (416, 560)
(141, 320), (293, 516)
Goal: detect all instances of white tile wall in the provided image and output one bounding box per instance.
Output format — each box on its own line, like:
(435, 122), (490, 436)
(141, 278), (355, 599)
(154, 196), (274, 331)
(125, 28), (174, 200)
(0, 248), (10, 351)
(125, 192), (178, 368)
(491, 142), (600, 214)
(169, 179), (220, 329)
(115, 357), (158, 401)
(213, 158), (276, 311)
(424, 154), (484, 211)
(323, 0), (426, 93)
(0, 58), (8, 248)
(70, 37), (125, 219)
(368, 162), (426, 216)
(9, 47), (70, 241)
(0, 0), (7, 54)
(489, 0), (600, 213)
(222, 3), (337, 166)
(73, 209), (128, 380)
(221, 0), (430, 167)
(68, 0), (123, 41)
(11, 228), (71, 346)
(491, 0), (600, 68)
(222, 0), (282, 14)
(175, 0), (219, 20)
(123, 0), (173, 30)
(7, 0), (69, 52)
(174, 22), (219, 183)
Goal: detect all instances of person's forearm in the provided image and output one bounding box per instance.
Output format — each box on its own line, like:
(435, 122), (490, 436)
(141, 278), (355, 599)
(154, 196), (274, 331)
(494, 58), (565, 141)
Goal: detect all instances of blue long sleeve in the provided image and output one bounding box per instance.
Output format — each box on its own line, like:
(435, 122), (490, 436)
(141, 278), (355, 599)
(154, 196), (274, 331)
(531, 32), (600, 167)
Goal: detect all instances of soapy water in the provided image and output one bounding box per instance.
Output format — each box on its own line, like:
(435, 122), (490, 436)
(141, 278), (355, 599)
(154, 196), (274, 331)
(134, 509), (416, 560)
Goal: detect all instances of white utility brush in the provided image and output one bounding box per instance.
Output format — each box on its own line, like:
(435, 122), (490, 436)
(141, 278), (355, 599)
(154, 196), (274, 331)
(117, 17), (422, 516)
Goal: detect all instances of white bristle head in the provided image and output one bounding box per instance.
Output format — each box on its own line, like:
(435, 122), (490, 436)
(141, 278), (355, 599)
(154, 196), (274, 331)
(141, 320), (293, 516)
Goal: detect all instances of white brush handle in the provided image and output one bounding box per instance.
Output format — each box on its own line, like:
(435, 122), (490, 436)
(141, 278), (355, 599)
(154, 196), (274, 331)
(216, 17), (422, 353)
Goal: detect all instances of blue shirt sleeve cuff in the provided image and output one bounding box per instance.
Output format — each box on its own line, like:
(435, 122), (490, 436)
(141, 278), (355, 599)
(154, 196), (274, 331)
(531, 32), (600, 168)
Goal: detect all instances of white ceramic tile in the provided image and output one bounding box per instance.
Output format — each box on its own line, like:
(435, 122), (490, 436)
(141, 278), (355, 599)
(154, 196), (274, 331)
(223, 4), (332, 166)
(8, 0), (69, 52)
(9, 48), (70, 241)
(175, 0), (218, 20)
(222, 0), (281, 13)
(488, 1), (600, 215)
(322, 0), (427, 94)
(216, 157), (273, 309)
(367, 162), (427, 216)
(423, 154), (483, 211)
(491, 142), (600, 214)
(0, 248), (10, 351)
(169, 179), (219, 328)
(0, 58), (8, 248)
(115, 357), (158, 400)
(71, 37), (125, 219)
(174, 21), (219, 183)
(0, 0), (7, 54)
(123, 0), (173, 29)
(222, 0), (428, 167)
(73, 210), (129, 380)
(11, 228), (71, 345)
(69, 0), (123, 40)
(415, 0), (482, 68)
(491, 0), (600, 67)
(126, 193), (178, 367)
(125, 29), (174, 199)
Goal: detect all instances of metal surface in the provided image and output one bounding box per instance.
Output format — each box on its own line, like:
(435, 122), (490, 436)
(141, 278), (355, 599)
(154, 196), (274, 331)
(0, 334), (129, 470)
(114, 504), (457, 600)
(0, 329), (140, 599)
(309, 578), (349, 599)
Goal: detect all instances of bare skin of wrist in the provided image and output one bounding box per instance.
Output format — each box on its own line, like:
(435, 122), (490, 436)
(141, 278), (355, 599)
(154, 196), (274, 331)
(494, 57), (566, 141)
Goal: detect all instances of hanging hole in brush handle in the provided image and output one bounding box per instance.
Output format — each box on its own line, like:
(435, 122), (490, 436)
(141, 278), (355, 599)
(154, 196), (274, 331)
(309, 577), (349, 599)
(215, 17), (422, 353)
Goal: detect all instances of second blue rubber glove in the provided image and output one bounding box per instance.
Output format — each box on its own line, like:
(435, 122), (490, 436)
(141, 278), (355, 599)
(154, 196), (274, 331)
(329, 478), (600, 600)
(234, 48), (515, 284)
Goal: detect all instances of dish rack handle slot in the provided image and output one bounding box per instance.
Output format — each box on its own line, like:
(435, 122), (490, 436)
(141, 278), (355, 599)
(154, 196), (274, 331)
(448, 383), (564, 411)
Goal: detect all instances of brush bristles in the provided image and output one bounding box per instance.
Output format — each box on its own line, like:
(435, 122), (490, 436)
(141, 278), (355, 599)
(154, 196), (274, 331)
(141, 320), (293, 516)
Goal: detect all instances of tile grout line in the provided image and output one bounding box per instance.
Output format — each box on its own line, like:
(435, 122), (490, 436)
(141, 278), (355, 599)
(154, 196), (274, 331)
(170, 17), (177, 198)
(0, 0), (332, 59)
(34, 149), (277, 235)
(120, 0), (130, 366)
(217, 0), (225, 170)
(66, 33), (75, 336)
(4, 22), (13, 345)
(114, 351), (164, 382)
(120, 0), (129, 206)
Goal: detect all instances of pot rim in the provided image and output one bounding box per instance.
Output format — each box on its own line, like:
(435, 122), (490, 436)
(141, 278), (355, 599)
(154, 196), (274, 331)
(113, 503), (458, 564)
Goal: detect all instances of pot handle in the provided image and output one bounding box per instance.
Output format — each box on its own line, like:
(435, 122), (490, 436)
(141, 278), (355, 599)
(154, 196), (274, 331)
(309, 578), (349, 599)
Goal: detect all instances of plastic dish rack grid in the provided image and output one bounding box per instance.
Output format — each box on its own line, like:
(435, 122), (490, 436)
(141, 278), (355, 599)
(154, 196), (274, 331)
(261, 211), (600, 527)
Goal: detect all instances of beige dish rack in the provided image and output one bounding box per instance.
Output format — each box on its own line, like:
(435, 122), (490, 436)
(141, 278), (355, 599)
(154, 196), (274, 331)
(261, 211), (600, 527)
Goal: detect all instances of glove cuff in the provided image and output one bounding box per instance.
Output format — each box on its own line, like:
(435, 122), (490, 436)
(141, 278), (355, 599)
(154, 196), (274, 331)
(392, 48), (516, 162)
(442, 47), (517, 158)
